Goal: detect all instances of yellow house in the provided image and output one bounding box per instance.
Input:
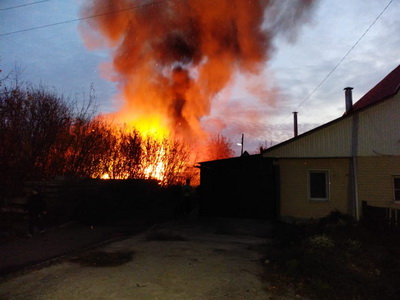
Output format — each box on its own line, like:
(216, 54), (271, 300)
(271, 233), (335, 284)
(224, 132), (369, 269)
(263, 65), (400, 222)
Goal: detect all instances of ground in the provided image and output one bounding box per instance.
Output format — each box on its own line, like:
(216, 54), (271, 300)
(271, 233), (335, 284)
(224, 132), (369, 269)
(3, 212), (397, 299)
(0, 218), (288, 300)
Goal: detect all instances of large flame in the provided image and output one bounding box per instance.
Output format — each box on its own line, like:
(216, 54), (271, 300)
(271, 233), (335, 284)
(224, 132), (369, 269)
(116, 113), (170, 140)
(80, 0), (316, 181)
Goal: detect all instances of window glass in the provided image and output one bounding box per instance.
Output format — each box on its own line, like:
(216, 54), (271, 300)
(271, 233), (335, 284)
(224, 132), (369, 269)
(309, 171), (329, 200)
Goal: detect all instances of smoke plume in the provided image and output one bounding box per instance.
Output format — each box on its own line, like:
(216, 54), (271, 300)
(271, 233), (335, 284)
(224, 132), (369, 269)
(80, 0), (316, 143)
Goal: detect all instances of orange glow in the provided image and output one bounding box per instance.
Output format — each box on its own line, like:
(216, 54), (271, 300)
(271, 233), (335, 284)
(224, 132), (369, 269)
(100, 173), (110, 180)
(123, 115), (169, 141)
(80, 0), (316, 183)
(142, 146), (165, 181)
(80, 0), (276, 145)
(106, 113), (171, 182)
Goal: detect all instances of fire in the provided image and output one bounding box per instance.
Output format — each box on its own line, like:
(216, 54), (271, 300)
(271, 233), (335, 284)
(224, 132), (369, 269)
(114, 113), (170, 141)
(133, 117), (169, 140)
(129, 118), (168, 181)
(80, 0), (317, 184)
(100, 173), (110, 180)
(94, 119), (174, 183)
(142, 145), (165, 181)
(106, 113), (172, 182)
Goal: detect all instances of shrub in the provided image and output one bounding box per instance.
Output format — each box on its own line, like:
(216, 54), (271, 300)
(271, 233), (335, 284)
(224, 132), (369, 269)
(318, 210), (355, 234)
(307, 234), (335, 250)
(270, 221), (307, 248)
(265, 213), (400, 300)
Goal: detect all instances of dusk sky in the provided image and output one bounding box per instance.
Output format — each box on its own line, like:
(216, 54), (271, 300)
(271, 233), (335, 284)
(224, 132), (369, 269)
(1, 0), (399, 156)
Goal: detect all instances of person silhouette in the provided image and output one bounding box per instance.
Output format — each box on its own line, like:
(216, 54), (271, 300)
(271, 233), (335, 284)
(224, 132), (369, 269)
(26, 187), (47, 237)
(181, 178), (193, 215)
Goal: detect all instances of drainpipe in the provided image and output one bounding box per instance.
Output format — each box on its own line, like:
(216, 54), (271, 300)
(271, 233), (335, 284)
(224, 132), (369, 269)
(346, 87), (359, 220)
(351, 115), (360, 221)
(352, 156), (360, 221)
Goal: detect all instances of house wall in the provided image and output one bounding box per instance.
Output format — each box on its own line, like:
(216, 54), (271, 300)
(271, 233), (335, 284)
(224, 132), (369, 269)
(277, 158), (351, 219)
(357, 93), (400, 156)
(357, 156), (400, 210)
(264, 93), (400, 158)
(264, 118), (353, 158)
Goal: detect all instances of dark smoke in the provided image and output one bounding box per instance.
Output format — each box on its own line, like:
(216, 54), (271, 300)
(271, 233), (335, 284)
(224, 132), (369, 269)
(80, 0), (317, 141)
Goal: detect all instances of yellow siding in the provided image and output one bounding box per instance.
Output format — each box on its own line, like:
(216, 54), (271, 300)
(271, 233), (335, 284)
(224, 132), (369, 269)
(264, 118), (353, 158)
(278, 158), (351, 219)
(264, 93), (400, 158)
(357, 156), (400, 210)
(357, 93), (400, 156)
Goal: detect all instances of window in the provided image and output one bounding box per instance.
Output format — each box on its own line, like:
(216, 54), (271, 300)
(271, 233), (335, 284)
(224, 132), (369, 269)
(309, 170), (329, 201)
(394, 176), (400, 202)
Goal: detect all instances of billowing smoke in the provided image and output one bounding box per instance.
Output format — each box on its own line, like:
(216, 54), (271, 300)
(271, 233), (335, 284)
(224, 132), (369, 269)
(80, 0), (316, 144)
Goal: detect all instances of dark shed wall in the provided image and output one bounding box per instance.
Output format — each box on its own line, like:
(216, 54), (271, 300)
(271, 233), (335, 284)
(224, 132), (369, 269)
(199, 155), (276, 219)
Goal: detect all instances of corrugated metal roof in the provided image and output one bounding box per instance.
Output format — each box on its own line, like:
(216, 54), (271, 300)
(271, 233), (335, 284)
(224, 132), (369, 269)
(351, 64), (400, 113)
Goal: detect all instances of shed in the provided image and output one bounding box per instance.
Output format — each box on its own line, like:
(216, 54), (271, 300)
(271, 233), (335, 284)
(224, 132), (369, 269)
(198, 154), (278, 219)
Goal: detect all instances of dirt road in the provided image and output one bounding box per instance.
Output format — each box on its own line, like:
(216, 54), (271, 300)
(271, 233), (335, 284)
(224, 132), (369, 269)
(0, 218), (274, 299)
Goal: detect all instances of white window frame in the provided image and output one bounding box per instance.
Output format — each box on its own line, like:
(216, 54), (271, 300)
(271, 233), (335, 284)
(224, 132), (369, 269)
(308, 170), (330, 201)
(394, 176), (400, 203)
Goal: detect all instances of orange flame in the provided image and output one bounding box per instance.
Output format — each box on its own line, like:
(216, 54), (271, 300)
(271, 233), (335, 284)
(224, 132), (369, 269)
(80, 0), (316, 165)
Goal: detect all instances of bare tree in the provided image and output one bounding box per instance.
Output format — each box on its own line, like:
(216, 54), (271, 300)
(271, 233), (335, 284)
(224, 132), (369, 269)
(64, 116), (112, 177)
(0, 68), (10, 88)
(0, 62), (24, 89)
(206, 135), (234, 161)
(161, 138), (192, 186)
(117, 128), (143, 179)
(0, 73), (204, 193)
(73, 83), (98, 123)
(0, 85), (74, 194)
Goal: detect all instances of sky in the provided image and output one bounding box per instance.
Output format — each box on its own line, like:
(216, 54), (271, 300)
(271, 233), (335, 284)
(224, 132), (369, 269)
(1, 0), (399, 156)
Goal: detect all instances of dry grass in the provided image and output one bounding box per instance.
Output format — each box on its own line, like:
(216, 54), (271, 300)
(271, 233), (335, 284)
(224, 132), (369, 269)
(264, 212), (400, 299)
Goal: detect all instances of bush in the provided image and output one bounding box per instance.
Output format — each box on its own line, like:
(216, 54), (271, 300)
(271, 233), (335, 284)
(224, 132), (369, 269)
(307, 234), (335, 250)
(265, 211), (400, 299)
(318, 210), (355, 233)
(270, 221), (307, 248)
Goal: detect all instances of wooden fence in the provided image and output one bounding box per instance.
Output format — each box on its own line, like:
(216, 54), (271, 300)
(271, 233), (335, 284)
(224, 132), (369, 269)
(362, 201), (400, 228)
(1, 178), (173, 226)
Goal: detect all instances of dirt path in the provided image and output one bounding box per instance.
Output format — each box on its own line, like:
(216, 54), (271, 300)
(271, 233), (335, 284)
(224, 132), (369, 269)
(0, 218), (274, 299)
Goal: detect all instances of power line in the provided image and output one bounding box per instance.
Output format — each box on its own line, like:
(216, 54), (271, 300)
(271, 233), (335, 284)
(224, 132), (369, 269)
(0, 0), (170, 37)
(289, 0), (394, 115)
(0, 0), (51, 12)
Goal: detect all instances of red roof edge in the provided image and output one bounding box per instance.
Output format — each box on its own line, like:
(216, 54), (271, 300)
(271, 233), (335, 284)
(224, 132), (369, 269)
(351, 64), (400, 113)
